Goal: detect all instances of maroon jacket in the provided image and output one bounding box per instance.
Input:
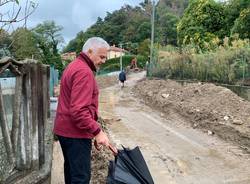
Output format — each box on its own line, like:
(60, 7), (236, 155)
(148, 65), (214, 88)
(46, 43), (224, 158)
(53, 52), (101, 139)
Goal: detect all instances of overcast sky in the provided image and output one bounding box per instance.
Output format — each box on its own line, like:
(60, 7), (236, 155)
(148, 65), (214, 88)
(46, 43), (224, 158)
(22, 0), (143, 45)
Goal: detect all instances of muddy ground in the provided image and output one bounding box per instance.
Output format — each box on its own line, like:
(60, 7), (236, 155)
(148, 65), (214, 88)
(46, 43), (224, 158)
(90, 75), (118, 183)
(99, 72), (250, 183)
(96, 75), (118, 89)
(52, 74), (250, 183)
(133, 79), (250, 151)
(87, 76), (119, 183)
(86, 76), (250, 183)
(90, 118), (114, 184)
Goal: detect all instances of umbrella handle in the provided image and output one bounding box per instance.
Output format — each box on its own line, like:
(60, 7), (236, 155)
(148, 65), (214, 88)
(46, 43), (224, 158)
(109, 144), (118, 156)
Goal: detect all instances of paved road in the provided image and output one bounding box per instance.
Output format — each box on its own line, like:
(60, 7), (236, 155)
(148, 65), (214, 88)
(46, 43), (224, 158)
(99, 72), (250, 184)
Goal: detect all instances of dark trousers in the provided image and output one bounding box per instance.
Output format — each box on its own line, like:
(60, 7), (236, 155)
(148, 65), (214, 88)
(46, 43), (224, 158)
(58, 135), (92, 184)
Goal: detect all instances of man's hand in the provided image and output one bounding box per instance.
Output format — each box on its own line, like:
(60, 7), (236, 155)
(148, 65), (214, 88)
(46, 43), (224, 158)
(94, 130), (118, 155)
(94, 130), (110, 150)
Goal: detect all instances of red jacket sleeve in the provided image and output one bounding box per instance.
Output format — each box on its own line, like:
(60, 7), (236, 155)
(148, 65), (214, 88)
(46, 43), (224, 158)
(69, 69), (101, 136)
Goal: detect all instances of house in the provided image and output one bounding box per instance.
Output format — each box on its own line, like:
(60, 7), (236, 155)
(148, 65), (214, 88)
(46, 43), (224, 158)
(107, 46), (127, 60)
(61, 46), (126, 61)
(61, 52), (76, 61)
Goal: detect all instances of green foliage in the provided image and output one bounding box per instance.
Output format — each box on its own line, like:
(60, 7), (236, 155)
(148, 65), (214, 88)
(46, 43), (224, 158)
(152, 40), (250, 84)
(224, 0), (250, 37)
(231, 8), (250, 39)
(62, 39), (77, 53)
(0, 29), (12, 58)
(0, 29), (11, 48)
(136, 22), (151, 43)
(32, 21), (64, 73)
(0, 48), (11, 58)
(99, 55), (147, 73)
(101, 63), (121, 73)
(157, 13), (179, 45)
(65, 1), (187, 54)
(157, 0), (189, 16)
(74, 31), (88, 54)
(10, 28), (40, 60)
(33, 21), (64, 55)
(160, 45), (179, 52)
(70, 5), (149, 54)
(176, 0), (250, 52)
(138, 39), (150, 57)
(177, 0), (226, 51)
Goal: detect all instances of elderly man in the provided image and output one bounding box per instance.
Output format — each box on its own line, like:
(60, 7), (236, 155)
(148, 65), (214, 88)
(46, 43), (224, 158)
(54, 37), (111, 184)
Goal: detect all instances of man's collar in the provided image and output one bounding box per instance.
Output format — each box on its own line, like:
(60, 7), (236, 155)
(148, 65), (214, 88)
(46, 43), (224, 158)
(78, 52), (97, 72)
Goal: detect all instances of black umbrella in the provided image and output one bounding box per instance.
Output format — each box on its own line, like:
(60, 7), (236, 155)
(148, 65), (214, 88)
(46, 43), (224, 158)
(107, 145), (154, 184)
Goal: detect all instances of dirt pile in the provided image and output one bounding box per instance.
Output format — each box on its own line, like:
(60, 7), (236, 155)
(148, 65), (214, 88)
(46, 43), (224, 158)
(133, 79), (250, 150)
(91, 146), (113, 184)
(90, 118), (114, 184)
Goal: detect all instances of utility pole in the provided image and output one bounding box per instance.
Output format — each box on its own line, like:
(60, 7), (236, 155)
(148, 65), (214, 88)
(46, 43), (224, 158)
(150, 0), (155, 65)
(119, 43), (123, 71)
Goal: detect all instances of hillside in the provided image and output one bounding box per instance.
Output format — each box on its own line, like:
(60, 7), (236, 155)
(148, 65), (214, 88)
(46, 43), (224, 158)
(63, 0), (188, 54)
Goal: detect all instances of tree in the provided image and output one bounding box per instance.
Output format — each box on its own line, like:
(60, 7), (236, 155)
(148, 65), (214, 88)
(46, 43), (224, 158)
(157, 0), (189, 16)
(177, 0), (226, 50)
(62, 39), (77, 53)
(32, 21), (64, 72)
(64, 0), (186, 53)
(0, 48), (11, 58)
(64, 4), (150, 52)
(138, 39), (150, 57)
(10, 28), (39, 60)
(231, 8), (250, 39)
(136, 22), (151, 43)
(0, 30), (12, 58)
(224, 0), (250, 37)
(158, 13), (179, 45)
(75, 31), (89, 54)
(0, 0), (38, 29)
(0, 29), (11, 48)
(33, 21), (63, 55)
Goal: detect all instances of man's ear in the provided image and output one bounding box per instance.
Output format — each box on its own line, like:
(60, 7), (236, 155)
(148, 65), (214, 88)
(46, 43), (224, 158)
(88, 49), (93, 54)
(86, 49), (93, 58)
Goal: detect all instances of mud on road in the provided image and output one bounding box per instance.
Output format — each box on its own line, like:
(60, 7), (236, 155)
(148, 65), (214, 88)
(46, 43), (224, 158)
(99, 72), (250, 184)
(133, 79), (250, 152)
(52, 72), (250, 184)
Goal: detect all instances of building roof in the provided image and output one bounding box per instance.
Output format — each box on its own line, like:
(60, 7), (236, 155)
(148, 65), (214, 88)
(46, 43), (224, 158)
(109, 46), (127, 53)
(61, 52), (76, 61)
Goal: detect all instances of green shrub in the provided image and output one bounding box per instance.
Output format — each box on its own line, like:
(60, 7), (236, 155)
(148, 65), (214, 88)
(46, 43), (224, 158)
(102, 63), (120, 72)
(153, 42), (250, 84)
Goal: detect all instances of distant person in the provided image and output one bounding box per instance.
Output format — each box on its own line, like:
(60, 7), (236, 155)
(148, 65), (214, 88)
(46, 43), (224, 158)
(130, 57), (137, 69)
(53, 37), (116, 184)
(146, 60), (150, 77)
(119, 70), (126, 88)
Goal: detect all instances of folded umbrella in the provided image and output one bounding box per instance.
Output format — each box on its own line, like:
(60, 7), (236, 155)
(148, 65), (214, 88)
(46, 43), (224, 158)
(107, 145), (154, 184)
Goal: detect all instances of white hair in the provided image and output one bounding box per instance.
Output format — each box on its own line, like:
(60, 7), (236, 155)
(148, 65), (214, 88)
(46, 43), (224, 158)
(82, 37), (110, 53)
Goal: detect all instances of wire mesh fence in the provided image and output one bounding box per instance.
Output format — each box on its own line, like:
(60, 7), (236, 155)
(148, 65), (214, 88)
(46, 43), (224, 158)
(148, 47), (250, 86)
